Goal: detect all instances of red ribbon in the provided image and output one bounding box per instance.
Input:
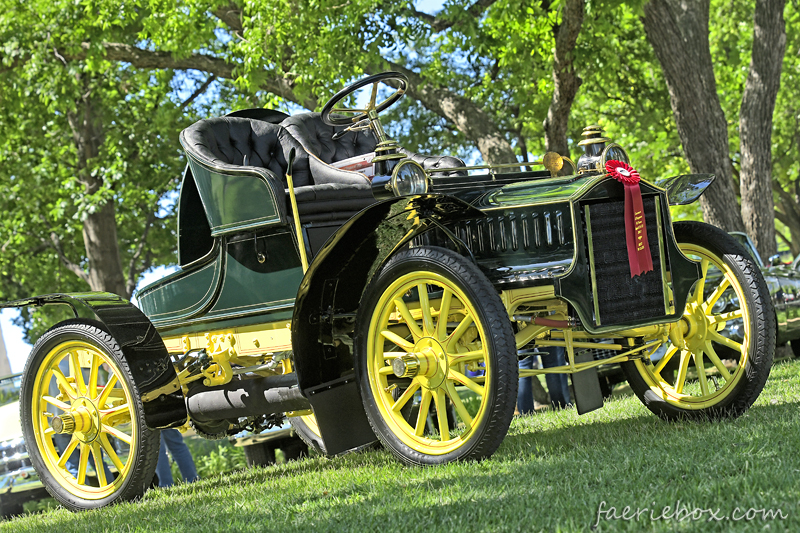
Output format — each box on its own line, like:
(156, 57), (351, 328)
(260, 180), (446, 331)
(605, 160), (653, 278)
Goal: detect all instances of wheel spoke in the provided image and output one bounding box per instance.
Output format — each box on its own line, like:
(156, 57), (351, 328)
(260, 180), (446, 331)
(88, 353), (100, 398)
(368, 81), (379, 108)
(96, 374), (119, 407)
(445, 380), (473, 427)
(57, 436), (80, 469)
(77, 443), (90, 484)
(332, 106), (366, 114)
(42, 395), (71, 412)
(435, 289), (453, 342)
(414, 390), (432, 436)
(707, 330), (743, 354)
(417, 284), (434, 336)
(448, 349), (485, 365)
(433, 389), (450, 442)
(674, 350), (692, 394)
(694, 351), (710, 396)
(378, 365), (396, 375)
(381, 329), (414, 351)
(393, 298), (423, 340)
(703, 276), (731, 309)
(449, 369), (485, 397)
(693, 258), (709, 304)
(70, 351), (87, 396)
(91, 443), (108, 487)
(709, 309), (743, 325)
(703, 341), (733, 381)
(653, 344), (679, 375)
(448, 313), (474, 345)
(391, 379), (421, 412)
(101, 403), (131, 425)
(103, 424), (132, 445)
(52, 368), (77, 401)
(100, 434), (124, 472)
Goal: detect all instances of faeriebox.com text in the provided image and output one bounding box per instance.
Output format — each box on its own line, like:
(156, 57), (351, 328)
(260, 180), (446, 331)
(592, 500), (788, 528)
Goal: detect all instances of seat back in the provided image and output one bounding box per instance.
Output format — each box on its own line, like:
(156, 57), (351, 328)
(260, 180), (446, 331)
(280, 113), (377, 165)
(181, 117), (312, 187)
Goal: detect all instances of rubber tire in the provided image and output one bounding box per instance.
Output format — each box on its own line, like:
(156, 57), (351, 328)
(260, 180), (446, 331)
(281, 439), (309, 461)
(20, 320), (160, 511)
(289, 416), (327, 455)
(791, 339), (800, 358)
(621, 222), (775, 420)
(243, 442), (276, 467)
(355, 246), (518, 466)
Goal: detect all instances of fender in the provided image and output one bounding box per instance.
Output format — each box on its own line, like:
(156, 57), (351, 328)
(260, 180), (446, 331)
(654, 173), (715, 205)
(1, 292), (186, 429)
(291, 194), (484, 454)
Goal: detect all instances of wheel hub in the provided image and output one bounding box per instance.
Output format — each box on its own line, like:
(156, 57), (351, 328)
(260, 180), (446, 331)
(683, 302), (710, 352)
(392, 338), (448, 389)
(51, 397), (101, 443)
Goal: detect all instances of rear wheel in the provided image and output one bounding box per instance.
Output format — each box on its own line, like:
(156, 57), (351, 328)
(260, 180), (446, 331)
(20, 320), (159, 511)
(622, 222), (774, 419)
(356, 247), (517, 465)
(289, 415), (327, 455)
(243, 442), (276, 467)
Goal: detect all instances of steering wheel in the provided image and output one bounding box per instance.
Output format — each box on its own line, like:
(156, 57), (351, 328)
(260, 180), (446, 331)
(321, 72), (408, 127)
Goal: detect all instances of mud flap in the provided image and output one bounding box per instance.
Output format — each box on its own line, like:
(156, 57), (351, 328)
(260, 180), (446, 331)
(572, 351), (604, 415)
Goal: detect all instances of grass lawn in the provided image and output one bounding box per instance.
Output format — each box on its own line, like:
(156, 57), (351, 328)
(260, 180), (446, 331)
(4, 358), (799, 532)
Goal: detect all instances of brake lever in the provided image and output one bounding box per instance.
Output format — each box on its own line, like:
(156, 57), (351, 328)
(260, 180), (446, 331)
(332, 119), (371, 141)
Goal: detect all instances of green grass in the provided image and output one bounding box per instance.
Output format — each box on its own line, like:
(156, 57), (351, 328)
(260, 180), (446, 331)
(4, 359), (800, 532)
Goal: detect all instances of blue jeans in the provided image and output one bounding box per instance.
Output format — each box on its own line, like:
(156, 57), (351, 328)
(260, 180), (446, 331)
(155, 429), (199, 487)
(518, 346), (571, 413)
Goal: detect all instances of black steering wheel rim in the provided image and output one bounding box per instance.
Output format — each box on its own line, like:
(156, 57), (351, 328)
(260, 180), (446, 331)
(321, 71), (408, 126)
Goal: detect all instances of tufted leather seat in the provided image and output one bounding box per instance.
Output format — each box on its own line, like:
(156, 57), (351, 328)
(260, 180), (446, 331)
(180, 116), (375, 224)
(280, 113), (467, 176)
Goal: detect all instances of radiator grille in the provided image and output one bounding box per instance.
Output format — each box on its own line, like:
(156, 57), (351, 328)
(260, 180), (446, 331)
(584, 196), (666, 327)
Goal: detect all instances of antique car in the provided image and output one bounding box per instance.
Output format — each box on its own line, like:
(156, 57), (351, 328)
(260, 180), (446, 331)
(5, 72), (774, 512)
(0, 373), (48, 518)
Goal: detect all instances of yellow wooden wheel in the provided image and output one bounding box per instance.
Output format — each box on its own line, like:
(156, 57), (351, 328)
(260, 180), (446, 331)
(356, 247), (516, 465)
(20, 321), (159, 511)
(622, 222), (774, 418)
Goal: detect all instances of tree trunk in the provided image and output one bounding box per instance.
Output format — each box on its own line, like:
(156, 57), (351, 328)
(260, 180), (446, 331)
(67, 85), (130, 298)
(739, 0), (786, 259)
(642, 0), (745, 232)
(543, 0), (585, 160)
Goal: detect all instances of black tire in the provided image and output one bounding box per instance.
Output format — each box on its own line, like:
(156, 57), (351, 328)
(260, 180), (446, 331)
(289, 415), (327, 455)
(355, 246), (517, 466)
(243, 442), (276, 467)
(281, 439), (309, 461)
(0, 498), (24, 519)
(20, 320), (160, 511)
(621, 222), (775, 420)
(791, 339), (800, 358)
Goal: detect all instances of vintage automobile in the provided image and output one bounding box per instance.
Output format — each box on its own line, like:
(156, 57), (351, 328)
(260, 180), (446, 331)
(5, 72), (775, 512)
(0, 374), (49, 518)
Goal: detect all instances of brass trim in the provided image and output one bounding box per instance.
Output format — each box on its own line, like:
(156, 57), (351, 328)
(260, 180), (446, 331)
(600, 143), (631, 167)
(428, 160), (550, 175)
(655, 199), (673, 314)
(584, 205), (601, 326)
(577, 137), (611, 147)
(286, 166), (309, 273)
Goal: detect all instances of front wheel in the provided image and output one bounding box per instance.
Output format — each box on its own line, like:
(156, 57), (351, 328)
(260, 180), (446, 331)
(20, 320), (160, 511)
(622, 222), (775, 419)
(355, 247), (517, 466)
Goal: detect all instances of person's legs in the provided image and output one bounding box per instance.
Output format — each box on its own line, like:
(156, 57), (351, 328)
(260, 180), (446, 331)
(161, 429), (199, 483)
(539, 346), (571, 408)
(517, 356), (535, 415)
(155, 434), (174, 487)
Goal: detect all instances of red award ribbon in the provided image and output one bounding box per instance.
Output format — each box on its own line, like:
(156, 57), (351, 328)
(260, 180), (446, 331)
(605, 160), (653, 278)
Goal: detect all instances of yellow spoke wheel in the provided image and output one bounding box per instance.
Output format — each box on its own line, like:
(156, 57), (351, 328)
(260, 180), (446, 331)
(20, 320), (159, 511)
(622, 222), (774, 419)
(356, 247), (516, 465)
(289, 414), (327, 455)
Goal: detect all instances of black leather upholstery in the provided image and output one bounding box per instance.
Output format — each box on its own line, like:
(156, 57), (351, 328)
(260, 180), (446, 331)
(281, 113), (467, 176)
(181, 117), (313, 187)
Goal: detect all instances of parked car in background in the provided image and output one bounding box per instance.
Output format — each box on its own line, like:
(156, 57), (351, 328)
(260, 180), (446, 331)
(0, 374), (48, 518)
(729, 232), (800, 357)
